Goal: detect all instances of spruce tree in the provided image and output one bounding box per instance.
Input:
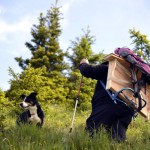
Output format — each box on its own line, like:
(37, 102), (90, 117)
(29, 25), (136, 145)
(15, 2), (67, 72)
(67, 27), (105, 70)
(66, 28), (105, 110)
(129, 29), (150, 63)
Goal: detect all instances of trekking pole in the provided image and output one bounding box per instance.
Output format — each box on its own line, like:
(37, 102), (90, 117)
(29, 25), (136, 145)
(69, 75), (83, 134)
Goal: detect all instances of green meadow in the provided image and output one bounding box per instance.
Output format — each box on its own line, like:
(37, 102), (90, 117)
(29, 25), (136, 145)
(1, 105), (150, 150)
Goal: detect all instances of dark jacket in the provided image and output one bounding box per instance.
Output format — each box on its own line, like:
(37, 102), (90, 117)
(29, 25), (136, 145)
(79, 63), (132, 127)
(79, 63), (114, 107)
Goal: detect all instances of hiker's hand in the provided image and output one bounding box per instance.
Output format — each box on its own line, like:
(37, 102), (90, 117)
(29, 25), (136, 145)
(80, 58), (89, 64)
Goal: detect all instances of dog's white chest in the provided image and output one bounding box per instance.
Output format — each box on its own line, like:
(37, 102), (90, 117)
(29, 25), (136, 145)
(29, 106), (41, 123)
(29, 114), (41, 123)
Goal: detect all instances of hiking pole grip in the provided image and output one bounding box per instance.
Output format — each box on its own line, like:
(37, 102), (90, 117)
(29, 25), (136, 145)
(69, 75), (83, 134)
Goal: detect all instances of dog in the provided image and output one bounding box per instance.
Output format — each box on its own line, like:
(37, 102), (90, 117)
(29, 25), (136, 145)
(16, 92), (45, 128)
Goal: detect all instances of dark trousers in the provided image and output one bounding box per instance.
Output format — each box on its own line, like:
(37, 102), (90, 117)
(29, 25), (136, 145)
(85, 104), (133, 142)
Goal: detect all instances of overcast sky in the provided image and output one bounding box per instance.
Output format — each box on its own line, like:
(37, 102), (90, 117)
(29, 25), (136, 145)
(0, 0), (150, 91)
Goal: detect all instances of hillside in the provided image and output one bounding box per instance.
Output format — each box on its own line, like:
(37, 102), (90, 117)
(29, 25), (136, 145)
(1, 105), (150, 150)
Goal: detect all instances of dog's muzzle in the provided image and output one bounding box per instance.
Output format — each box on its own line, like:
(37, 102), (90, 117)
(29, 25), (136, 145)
(20, 102), (31, 109)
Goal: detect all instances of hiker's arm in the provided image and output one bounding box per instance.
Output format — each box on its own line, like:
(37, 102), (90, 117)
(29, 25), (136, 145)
(79, 59), (108, 80)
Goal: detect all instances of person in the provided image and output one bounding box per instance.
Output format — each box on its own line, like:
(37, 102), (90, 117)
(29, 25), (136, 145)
(79, 58), (134, 142)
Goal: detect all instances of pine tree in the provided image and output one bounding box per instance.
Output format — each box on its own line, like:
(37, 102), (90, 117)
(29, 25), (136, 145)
(67, 27), (105, 70)
(15, 2), (67, 72)
(66, 27), (105, 110)
(129, 29), (150, 63)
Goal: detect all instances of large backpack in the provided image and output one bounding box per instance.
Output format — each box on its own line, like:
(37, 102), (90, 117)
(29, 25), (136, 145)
(114, 47), (150, 112)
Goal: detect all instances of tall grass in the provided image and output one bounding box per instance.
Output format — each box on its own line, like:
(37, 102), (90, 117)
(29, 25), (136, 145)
(1, 105), (150, 150)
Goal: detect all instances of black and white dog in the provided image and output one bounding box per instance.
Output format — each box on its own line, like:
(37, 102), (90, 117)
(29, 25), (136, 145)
(17, 92), (45, 128)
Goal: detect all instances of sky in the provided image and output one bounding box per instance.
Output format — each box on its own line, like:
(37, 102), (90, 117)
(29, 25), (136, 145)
(0, 0), (150, 91)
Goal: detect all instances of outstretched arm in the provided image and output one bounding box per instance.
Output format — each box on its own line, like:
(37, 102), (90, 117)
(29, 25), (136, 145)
(79, 58), (108, 80)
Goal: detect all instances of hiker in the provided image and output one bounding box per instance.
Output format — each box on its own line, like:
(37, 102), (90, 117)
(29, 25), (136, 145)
(79, 58), (134, 142)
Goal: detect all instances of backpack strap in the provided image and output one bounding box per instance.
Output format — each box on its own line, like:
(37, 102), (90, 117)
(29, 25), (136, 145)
(99, 80), (137, 119)
(100, 80), (125, 105)
(129, 65), (147, 112)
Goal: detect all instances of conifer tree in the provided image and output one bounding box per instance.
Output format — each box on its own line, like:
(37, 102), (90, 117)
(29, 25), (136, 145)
(15, 1), (67, 72)
(129, 29), (150, 63)
(66, 27), (105, 110)
(67, 27), (105, 70)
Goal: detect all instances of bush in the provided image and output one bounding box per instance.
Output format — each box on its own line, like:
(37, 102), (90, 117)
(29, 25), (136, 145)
(0, 89), (13, 132)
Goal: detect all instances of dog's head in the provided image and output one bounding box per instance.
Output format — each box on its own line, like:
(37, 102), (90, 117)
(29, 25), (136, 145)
(20, 92), (38, 109)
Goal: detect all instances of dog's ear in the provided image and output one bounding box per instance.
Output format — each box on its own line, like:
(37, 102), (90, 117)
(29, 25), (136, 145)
(20, 94), (26, 100)
(30, 92), (38, 98)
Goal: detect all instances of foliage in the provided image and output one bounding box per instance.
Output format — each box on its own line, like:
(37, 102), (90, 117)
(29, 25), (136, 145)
(6, 66), (93, 113)
(0, 89), (13, 132)
(6, 66), (69, 113)
(66, 70), (95, 111)
(129, 28), (150, 63)
(15, 2), (67, 72)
